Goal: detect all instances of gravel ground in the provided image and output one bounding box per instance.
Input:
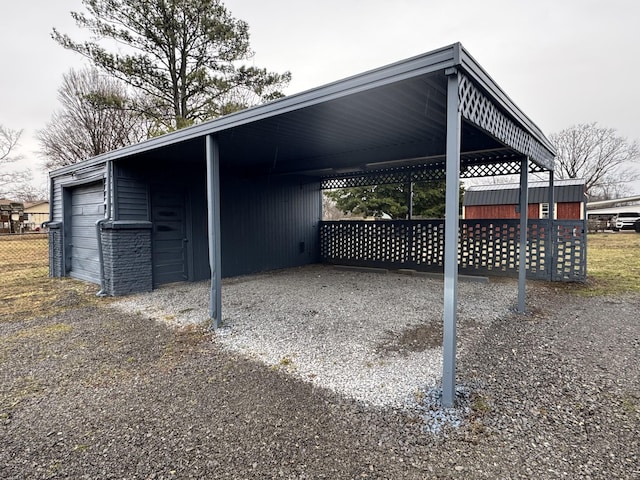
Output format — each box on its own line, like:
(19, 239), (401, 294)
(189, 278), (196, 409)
(112, 265), (517, 408)
(1, 266), (639, 479)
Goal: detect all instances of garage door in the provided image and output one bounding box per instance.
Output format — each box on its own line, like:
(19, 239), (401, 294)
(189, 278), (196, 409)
(69, 182), (105, 283)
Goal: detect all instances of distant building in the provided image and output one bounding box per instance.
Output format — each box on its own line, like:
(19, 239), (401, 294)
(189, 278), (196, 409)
(0, 198), (25, 233)
(462, 179), (587, 220)
(23, 201), (50, 230)
(585, 195), (640, 221)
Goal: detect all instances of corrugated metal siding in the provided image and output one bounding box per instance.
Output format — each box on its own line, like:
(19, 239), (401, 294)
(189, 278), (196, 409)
(464, 184), (585, 206)
(221, 175), (321, 278)
(557, 203), (581, 219)
(52, 176), (63, 222)
(464, 204), (540, 219)
(552, 184), (585, 203)
(113, 163), (149, 221)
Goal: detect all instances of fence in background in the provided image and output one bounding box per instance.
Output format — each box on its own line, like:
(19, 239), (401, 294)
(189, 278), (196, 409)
(1, 223), (588, 286)
(0, 233), (49, 284)
(320, 219), (587, 282)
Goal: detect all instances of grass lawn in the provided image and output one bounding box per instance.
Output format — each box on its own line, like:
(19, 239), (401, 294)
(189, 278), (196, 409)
(0, 234), (102, 322)
(581, 232), (640, 296)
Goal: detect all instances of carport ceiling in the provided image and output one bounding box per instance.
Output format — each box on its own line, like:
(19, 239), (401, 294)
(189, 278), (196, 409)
(217, 73), (450, 173)
(215, 72), (510, 177)
(55, 43), (553, 179)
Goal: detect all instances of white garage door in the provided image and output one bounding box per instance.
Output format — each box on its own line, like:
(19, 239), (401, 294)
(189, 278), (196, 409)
(69, 182), (105, 283)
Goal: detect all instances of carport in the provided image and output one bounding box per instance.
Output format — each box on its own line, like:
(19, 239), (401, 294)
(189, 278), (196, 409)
(49, 43), (555, 406)
(204, 43), (555, 406)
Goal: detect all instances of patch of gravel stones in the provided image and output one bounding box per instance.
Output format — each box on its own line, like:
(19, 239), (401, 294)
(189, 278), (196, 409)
(112, 265), (518, 410)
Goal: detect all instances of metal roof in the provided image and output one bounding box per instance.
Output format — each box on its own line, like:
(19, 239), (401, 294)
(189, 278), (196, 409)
(50, 43), (555, 180)
(587, 205), (640, 216)
(463, 179), (586, 206)
(587, 195), (640, 208)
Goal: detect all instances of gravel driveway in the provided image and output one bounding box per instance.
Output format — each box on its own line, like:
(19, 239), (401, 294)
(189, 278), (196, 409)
(1, 266), (638, 478)
(112, 266), (518, 409)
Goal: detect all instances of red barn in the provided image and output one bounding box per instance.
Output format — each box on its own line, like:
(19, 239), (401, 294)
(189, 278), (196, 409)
(462, 179), (586, 220)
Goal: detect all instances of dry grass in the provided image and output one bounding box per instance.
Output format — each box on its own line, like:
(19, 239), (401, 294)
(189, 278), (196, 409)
(579, 232), (640, 296)
(0, 234), (103, 322)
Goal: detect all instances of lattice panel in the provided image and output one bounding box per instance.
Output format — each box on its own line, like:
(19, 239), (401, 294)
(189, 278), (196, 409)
(323, 158), (547, 187)
(459, 74), (555, 171)
(461, 160), (521, 179)
(320, 220), (416, 268)
(459, 221), (519, 276)
(321, 162), (446, 189)
(412, 221), (445, 268)
(320, 219), (586, 282)
(526, 221), (548, 278)
(551, 221), (586, 281)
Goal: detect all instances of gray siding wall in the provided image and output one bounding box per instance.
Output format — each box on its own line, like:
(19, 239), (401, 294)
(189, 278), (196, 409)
(114, 162), (149, 221)
(220, 175), (321, 278)
(60, 160), (322, 287)
(51, 164), (107, 222)
(113, 161), (210, 282)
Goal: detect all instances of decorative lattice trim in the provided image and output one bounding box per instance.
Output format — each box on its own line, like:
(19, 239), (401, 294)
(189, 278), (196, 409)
(459, 75), (554, 171)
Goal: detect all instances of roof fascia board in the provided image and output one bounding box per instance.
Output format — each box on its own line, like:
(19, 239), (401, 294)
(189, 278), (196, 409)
(457, 44), (555, 155)
(52, 44), (459, 178)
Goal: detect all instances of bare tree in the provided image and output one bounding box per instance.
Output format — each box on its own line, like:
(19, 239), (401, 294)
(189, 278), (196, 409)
(11, 183), (49, 203)
(0, 124), (31, 198)
(550, 123), (639, 198)
(38, 68), (151, 170)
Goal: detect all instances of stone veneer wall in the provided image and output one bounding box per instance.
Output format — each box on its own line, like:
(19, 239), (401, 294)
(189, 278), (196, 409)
(47, 222), (64, 277)
(100, 221), (153, 296)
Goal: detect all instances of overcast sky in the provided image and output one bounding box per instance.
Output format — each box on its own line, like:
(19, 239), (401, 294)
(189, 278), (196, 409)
(1, 0), (639, 193)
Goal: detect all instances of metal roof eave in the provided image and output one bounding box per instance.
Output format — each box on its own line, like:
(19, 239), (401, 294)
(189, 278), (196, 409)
(50, 42), (555, 179)
(50, 44), (462, 179)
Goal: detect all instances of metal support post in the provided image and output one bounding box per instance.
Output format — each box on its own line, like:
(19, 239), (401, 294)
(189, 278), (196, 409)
(442, 68), (461, 408)
(206, 135), (222, 328)
(547, 171), (556, 281)
(517, 157), (529, 313)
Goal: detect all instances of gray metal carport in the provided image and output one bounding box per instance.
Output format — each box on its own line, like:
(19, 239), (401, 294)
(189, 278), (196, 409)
(50, 43), (556, 407)
(201, 43), (555, 406)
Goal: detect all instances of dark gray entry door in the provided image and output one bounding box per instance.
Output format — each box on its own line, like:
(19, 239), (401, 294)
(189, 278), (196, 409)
(151, 187), (188, 285)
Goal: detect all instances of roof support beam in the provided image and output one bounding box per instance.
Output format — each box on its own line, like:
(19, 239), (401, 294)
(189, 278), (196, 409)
(206, 134), (222, 328)
(548, 171), (556, 280)
(442, 68), (461, 408)
(517, 157), (529, 313)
